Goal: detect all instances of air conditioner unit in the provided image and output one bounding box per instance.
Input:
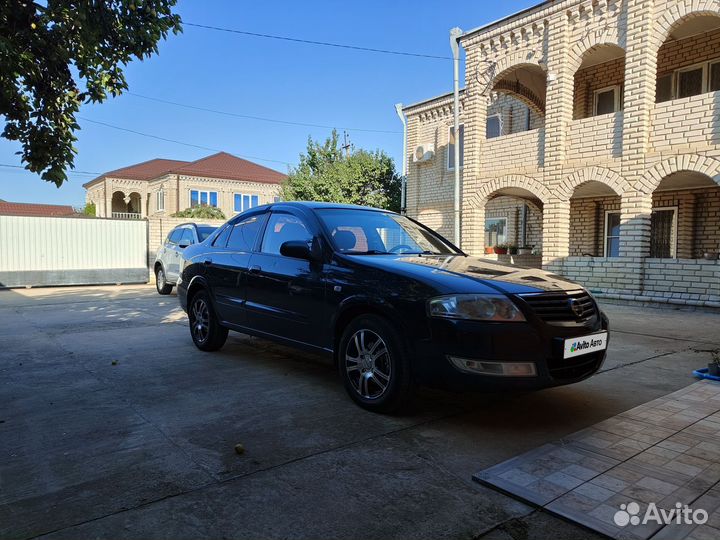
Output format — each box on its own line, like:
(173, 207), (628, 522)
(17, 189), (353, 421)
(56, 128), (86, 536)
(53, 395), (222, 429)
(413, 143), (435, 163)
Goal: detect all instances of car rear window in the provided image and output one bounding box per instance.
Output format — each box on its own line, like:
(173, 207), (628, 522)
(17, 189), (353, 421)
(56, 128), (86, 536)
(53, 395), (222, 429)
(197, 227), (216, 241)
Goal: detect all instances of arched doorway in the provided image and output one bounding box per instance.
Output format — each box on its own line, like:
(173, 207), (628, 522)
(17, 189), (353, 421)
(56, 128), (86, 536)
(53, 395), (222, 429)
(656, 14), (720, 104)
(568, 181), (623, 257)
(111, 190), (142, 219)
(573, 44), (626, 120)
(487, 63), (546, 139)
(650, 171), (720, 259)
(483, 187), (543, 265)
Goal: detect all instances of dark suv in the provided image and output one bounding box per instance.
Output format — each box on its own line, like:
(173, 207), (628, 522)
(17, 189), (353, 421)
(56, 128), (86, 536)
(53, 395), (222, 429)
(177, 202), (609, 412)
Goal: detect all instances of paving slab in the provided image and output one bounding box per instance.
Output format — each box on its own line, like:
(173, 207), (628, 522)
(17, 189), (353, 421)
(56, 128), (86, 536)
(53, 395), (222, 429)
(475, 381), (720, 540)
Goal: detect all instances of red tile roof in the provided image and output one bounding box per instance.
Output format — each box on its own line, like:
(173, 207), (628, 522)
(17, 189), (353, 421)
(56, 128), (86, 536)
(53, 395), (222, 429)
(94, 158), (190, 182)
(84, 152), (286, 187)
(0, 201), (76, 217)
(173, 152), (286, 184)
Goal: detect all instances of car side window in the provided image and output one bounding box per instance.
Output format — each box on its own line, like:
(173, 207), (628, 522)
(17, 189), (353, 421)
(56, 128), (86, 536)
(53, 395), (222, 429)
(179, 228), (194, 246)
(212, 225), (232, 248)
(168, 229), (184, 245)
(261, 213), (312, 256)
(227, 214), (265, 252)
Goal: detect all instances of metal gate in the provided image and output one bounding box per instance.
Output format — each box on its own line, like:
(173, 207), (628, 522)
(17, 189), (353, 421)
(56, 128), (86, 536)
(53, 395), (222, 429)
(0, 216), (148, 288)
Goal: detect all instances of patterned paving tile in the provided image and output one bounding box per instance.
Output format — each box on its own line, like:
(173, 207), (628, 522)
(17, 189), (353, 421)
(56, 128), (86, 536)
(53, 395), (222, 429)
(474, 381), (720, 540)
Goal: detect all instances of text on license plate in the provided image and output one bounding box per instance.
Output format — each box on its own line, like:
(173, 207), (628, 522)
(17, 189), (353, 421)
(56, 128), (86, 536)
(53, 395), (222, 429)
(563, 332), (608, 359)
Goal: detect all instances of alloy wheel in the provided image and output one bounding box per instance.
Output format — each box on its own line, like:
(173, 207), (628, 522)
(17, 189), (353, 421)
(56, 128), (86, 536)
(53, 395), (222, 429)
(345, 329), (392, 399)
(157, 269), (165, 288)
(191, 297), (210, 343)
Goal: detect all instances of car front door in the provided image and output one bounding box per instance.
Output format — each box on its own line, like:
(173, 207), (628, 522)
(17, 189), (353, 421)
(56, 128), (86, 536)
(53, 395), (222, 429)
(245, 211), (328, 349)
(205, 212), (267, 325)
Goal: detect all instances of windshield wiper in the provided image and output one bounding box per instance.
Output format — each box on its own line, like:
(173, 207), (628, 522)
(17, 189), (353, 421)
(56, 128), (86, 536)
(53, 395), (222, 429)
(343, 249), (392, 255)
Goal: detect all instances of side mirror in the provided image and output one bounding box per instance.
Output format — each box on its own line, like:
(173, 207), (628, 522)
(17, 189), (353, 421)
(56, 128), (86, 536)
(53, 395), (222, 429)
(178, 243), (190, 249)
(280, 240), (313, 260)
(280, 237), (324, 261)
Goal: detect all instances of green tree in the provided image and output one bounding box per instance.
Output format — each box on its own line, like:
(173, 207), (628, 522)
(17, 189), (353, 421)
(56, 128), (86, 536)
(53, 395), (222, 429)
(280, 130), (401, 212)
(172, 206), (226, 220)
(81, 202), (96, 216)
(0, 1), (182, 186)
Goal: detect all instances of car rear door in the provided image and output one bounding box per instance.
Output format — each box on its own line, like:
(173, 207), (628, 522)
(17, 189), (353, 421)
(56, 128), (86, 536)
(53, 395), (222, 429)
(244, 210), (328, 348)
(164, 228), (185, 281)
(205, 212), (268, 325)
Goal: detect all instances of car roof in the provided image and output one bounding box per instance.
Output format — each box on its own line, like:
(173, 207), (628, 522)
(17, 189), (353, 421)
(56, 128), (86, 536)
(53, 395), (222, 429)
(173, 222), (216, 229)
(268, 201), (395, 213)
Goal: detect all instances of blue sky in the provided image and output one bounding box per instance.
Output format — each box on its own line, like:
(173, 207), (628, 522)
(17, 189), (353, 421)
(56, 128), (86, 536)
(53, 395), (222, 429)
(0, 0), (536, 207)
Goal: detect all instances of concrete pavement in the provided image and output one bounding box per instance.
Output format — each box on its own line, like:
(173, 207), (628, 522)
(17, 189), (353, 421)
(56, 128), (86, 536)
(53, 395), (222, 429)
(0, 285), (718, 540)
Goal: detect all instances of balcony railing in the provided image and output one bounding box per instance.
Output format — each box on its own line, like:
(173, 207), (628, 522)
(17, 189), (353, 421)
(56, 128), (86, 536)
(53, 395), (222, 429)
(567, 112), (622, 163)
(480, 128), (543, 174)
(650, 92), (718, 153)
(111, 212), (142, 220)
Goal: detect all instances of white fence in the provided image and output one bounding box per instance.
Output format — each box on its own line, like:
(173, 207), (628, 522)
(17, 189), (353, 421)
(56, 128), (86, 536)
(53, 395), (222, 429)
(0, 216), (148, 288)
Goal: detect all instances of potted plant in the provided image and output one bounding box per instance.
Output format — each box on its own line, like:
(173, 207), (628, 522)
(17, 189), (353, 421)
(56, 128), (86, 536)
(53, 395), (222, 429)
(709, 351), (720, 377)
(494, 243), (508, 255)
(508, 244), (518, 255)
(518, 245), (533, 255)
(484, 246), (495, 254)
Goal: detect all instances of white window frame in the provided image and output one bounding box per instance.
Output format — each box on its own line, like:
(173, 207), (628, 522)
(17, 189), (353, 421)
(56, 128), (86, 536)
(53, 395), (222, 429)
(593, 85), (622, 116)
(485, 114), (503, 140)
(233, 193), (260, 213)
(603, 211), (621, 257)
(708, 59), (720, 92)
(190, 189), (218, 208)
(675, 61), (708, 99)
(156, 189), (165, 212)
(651, 206), (678, 259)
(484, 217), (508, 246)
(661, 57), (720, 102)
(447, 123), (465, 171)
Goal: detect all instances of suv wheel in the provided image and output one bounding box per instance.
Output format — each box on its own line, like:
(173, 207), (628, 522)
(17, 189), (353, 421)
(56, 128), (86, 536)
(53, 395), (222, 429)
(155, 266), (173, 295)
(339, 314), (412, 413)
(189, 290), (228, 351)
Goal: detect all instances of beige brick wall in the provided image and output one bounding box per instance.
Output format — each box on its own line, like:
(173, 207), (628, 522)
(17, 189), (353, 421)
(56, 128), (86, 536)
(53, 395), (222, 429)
(403, 0), (720, 306)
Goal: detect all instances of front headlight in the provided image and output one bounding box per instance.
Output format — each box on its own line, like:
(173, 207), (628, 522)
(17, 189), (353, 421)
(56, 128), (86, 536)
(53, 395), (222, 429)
(427, 294), (526, 322)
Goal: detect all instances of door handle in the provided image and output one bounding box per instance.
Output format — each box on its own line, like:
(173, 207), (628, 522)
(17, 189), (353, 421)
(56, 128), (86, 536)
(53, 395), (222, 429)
(249, 265), (261, 274)
(203, 259), (213, 266)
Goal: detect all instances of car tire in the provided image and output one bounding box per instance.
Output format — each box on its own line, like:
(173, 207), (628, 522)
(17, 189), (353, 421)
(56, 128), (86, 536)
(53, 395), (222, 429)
(155, 266), (173, 295)
(188, 290), (228, 351)
(338, 314), (412, 413)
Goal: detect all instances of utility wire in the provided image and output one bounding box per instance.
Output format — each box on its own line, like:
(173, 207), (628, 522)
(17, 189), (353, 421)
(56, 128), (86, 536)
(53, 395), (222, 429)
(185, 22), (452, 61)
(127, 92), (401, 134)
(0, 163), (100, 176)
(78, 117), (292, 167)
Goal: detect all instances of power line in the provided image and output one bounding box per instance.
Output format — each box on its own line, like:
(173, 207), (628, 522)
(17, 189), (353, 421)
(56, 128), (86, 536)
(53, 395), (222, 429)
(127, 92), (401, 134)
(78, 117), (292, 166)
(185, 22), (452, 61)
(0, 163), (100, 176)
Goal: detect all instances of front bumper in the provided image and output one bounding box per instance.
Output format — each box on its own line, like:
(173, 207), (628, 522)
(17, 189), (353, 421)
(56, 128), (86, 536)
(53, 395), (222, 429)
(411, 309), (609, 391)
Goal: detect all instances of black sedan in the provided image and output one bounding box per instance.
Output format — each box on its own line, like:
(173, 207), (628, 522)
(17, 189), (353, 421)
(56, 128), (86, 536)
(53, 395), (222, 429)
(177, 202), (609, 412)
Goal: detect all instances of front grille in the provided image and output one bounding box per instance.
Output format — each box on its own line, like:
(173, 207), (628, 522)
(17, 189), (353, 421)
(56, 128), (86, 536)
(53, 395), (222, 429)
(519, 290), (597, 323)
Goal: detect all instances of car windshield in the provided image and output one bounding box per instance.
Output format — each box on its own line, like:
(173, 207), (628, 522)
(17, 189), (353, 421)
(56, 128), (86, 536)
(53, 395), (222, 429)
(317, 209), (458, 255)
(197, 227), (217, 242)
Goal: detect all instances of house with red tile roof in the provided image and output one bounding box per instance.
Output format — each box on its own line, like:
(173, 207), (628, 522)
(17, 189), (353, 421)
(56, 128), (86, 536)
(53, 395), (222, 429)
(83, 152), (286, 219)
(0, 200), (76, 218)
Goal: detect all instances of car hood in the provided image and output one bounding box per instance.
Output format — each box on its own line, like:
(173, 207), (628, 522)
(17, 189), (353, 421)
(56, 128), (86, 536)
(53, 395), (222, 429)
(346, 254), (584, 295)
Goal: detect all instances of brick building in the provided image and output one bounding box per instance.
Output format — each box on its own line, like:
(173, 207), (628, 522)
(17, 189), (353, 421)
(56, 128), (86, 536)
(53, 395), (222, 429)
(403, 0), (720, 307)
(83, 152), (285, 220)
